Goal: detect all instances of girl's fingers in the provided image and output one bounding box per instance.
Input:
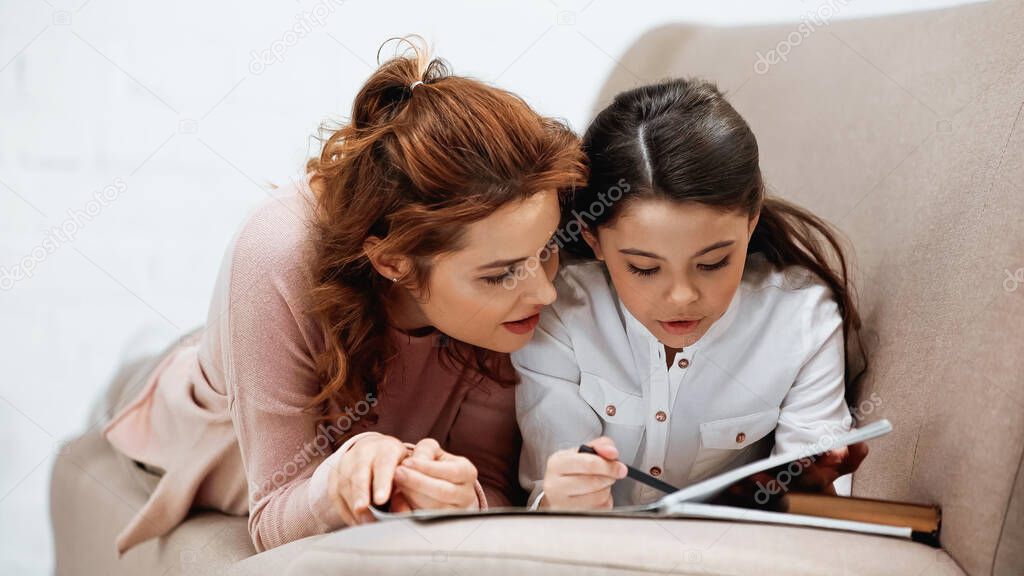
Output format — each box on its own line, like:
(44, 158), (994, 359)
(595, 490), (615, 509)
(587, 437), (620, 461)
(547, 473), (617, 497)
(401, 456), (477, 484)
(554, 486), (613, 510)
(818, 447), (848, 467)
(553, 452), (626, 479)
(838, 442), (869, 475)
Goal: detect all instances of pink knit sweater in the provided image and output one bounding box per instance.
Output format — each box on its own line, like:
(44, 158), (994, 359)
(102, 174), (521, 554)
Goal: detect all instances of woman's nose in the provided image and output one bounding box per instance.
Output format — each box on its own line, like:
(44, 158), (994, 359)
(522, 271), (557, 306)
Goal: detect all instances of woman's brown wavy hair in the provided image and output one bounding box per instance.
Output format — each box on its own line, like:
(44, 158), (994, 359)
(303, 39), (585, 422)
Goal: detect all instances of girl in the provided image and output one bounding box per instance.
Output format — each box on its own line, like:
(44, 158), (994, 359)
(514, 78), (868, 510)
(102, 44), (585, 553)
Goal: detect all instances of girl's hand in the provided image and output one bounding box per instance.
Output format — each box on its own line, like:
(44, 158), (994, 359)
(539, 436), (628, 510)
(793, 442), (870, 493)
(327, 433), (409, 525)
(393, 438), (481, 511)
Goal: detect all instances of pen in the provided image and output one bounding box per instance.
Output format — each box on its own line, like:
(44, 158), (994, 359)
(578, 444), (679, 494)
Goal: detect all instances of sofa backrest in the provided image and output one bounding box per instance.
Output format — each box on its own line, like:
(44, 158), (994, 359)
(590, 2), (1024, 573)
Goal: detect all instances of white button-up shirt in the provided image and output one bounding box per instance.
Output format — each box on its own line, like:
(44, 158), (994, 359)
(513, 254), (852, 508)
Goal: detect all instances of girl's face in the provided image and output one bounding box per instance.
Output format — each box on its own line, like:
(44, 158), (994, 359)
(382, 190), (562, 353)
(584, 198), (759, 350)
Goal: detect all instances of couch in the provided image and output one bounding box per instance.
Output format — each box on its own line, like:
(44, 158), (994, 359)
(51, 1), (1024, 573)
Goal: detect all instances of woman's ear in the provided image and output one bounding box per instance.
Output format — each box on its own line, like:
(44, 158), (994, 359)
(363, 237), (411, 283)
(581, 223), (605, 261)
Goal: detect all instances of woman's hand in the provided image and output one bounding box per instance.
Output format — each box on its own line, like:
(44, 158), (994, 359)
(393, 438), (481, 511)
(539, 436), (627, 510)
(327, 433), (409, 525)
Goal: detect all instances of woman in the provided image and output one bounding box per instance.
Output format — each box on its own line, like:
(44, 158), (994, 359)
(514, 78), (868, 510)
(102, 43), (585, 554)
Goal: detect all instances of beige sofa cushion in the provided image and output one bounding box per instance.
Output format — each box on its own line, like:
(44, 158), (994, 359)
(228, 515), (963, 576)
(50, 418), (256, 575)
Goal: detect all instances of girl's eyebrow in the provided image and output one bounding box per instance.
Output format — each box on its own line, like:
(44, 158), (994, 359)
(619, 248), (664, 260)
(693, 240), (735, 257)
(619, 239), (735, 261)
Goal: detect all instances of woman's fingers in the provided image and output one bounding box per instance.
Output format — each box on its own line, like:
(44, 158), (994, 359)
(335, 435), (409, 524)
(370, 447), (405, 506)
(394, 465), (474, 508)
(389, 490), (413, 514)
(392, 479), (446, 511)
(410, 437), (444, 462)
(343, 458), (374, 523)
(401, 455), (477, 484)
(328, 461), (359, 526)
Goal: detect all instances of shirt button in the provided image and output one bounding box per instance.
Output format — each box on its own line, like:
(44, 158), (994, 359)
(735, 432), (746, 444)
(649, 466), (662, 477)
(655, 410), (667, 422)
(677, 358), (690, 369)
(605, 405), (616, 417)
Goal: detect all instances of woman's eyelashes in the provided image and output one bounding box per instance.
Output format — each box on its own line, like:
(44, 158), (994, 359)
(625, 256), (731, 278)
(483, 267), (515, 286)
(484, 234), (560, 286)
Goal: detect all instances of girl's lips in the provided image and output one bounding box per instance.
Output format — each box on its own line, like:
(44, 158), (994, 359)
(658, 318), (702, 335)
(502, 313), (540, 335)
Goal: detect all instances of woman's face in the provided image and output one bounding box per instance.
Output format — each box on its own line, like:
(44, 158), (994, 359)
(409, 190), (562, 353)
(585, 198), (758, 350)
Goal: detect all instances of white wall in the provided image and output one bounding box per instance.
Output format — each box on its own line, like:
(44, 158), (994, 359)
(0, 0), (982, 573)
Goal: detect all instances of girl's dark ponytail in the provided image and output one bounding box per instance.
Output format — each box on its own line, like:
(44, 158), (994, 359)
(750, 196), (867, 404)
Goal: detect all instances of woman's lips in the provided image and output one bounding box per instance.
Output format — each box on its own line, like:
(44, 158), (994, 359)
(502, 313), (540, 335)
(658, 318), (702, 335)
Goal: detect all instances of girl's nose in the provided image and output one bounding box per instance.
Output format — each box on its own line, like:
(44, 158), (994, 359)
(667, 278), (699, 306)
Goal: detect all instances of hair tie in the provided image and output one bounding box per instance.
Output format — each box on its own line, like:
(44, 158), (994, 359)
(409, 80), (424, 91)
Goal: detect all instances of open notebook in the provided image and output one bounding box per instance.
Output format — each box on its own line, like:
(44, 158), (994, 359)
(370, 419), (941, 546)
